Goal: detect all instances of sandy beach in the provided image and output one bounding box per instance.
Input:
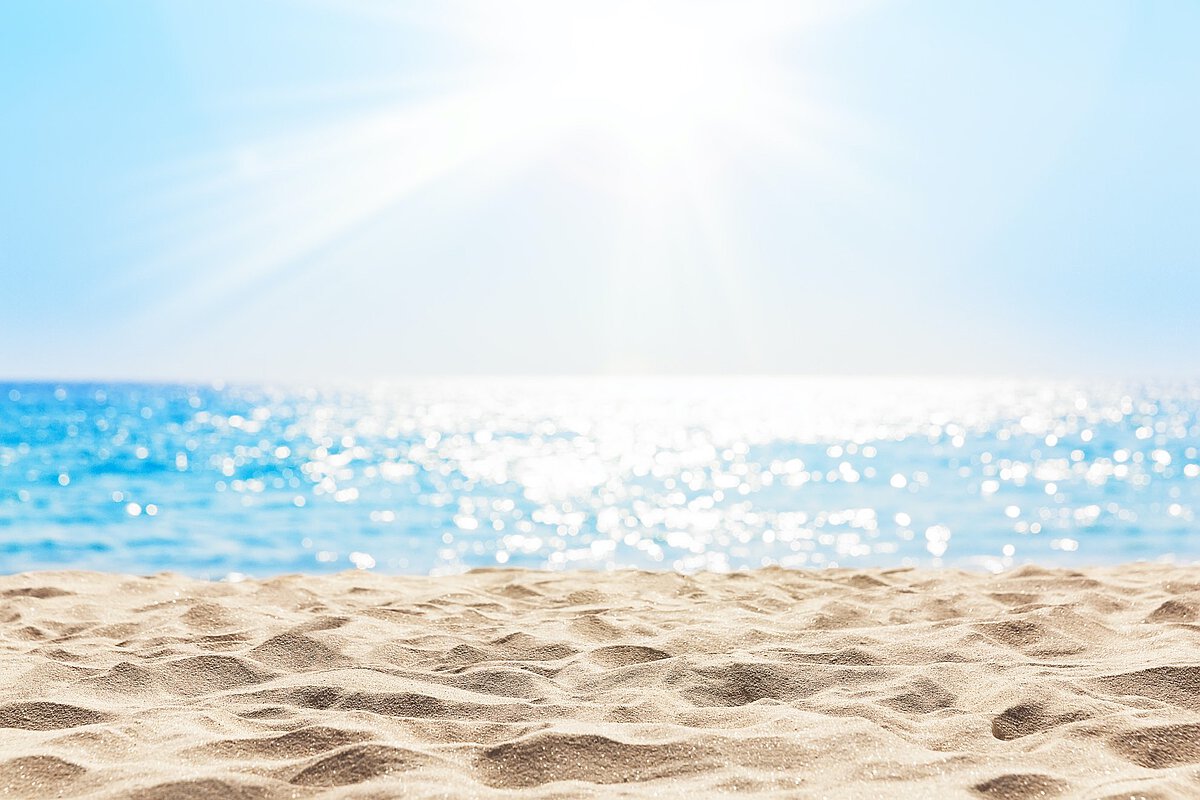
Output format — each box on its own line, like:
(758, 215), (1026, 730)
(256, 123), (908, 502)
(1, 565), (1198, 799)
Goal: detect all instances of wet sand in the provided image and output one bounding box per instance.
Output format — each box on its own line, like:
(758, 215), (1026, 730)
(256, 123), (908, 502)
(2, 565), (1199, 798)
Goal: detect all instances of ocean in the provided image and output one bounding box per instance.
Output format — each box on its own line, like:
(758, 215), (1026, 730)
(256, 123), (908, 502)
(2, 378), (1197, 578)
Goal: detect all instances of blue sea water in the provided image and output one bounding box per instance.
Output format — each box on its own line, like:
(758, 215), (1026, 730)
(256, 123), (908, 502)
(1, 378), (1197, 578)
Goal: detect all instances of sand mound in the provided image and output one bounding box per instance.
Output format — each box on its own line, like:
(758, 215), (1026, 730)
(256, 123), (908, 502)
(2, 565), (1200, 797)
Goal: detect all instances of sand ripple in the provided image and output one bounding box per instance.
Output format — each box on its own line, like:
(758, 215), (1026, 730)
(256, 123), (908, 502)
(2, 565), (1200, 797)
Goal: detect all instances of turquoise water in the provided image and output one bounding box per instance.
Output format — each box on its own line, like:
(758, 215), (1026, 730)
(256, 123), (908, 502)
(1, 378), (1197, 578)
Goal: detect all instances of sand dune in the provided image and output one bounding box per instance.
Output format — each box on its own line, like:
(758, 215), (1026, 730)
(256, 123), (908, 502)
(2, 566), (1199, 798)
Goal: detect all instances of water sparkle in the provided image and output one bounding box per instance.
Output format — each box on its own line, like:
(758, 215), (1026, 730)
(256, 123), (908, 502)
(2, 378), (1197, 578)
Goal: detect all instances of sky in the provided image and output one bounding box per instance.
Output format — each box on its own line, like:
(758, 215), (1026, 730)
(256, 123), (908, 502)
(2, 0), (1198, 381)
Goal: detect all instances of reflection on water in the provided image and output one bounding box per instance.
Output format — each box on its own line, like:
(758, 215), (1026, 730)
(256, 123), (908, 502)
(1, 378), (1197, 578)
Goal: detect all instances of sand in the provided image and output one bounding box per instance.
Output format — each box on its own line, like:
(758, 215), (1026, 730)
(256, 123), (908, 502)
(1, 566), (1199, 799)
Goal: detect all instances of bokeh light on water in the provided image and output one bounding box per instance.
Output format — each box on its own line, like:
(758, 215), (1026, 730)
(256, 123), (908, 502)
(1, 378), (1197, 578)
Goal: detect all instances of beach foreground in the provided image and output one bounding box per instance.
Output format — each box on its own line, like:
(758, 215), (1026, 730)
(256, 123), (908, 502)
(2, 566), (1198, 799)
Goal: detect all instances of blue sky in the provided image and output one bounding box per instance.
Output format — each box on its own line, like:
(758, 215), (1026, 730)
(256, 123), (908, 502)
(2, 0), (1197, 380)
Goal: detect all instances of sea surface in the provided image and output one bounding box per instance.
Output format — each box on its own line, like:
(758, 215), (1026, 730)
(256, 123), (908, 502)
(1, 378), (1198, 578)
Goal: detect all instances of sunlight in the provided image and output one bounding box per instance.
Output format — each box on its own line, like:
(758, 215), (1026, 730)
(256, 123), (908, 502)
(485, 2), (747, 155)
(454, 0), (821, 164)
(127, 1), (858, 332)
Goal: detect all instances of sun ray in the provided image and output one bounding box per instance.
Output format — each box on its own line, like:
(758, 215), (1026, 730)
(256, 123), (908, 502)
(125, 0), (875, 356)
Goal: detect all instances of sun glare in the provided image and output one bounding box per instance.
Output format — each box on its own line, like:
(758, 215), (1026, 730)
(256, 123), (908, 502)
(442, 0), (827, 169)
(488, 2), (750, 154)
(132, 1), (854, 327)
